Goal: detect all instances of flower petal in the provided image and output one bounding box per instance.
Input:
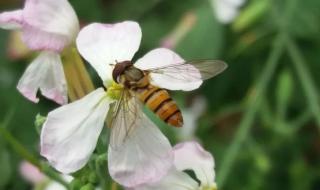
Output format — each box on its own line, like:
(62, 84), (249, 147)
(135, 48), (184, 70)
(22, 0), (79, 51)
(0, 10), (23, 29)
(135, 48), (202, 91)
(108, 97), (173, 187)
(76, 21), (142, 85)
(46, 175), (73, 190)
(19, 161), (46, 184)
(16, 51), (68, 105)
(212, 0), (244, 24)
(128, 169), (198, 190)
(40, 88), (111, 173)
(173, 141), (216, 187)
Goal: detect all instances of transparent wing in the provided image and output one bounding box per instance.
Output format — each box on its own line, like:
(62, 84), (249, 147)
(143, 60), (227, 91)
(109, 89), (138, 150)
(149, 60), (227, 81)
(108, 91), (173, 187)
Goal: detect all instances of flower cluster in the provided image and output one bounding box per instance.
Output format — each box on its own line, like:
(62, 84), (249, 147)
(0, 0), (79, 104)
(0, 0), (219, 189)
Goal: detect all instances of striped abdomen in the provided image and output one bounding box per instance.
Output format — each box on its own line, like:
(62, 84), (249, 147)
(134, 85), (183, 127)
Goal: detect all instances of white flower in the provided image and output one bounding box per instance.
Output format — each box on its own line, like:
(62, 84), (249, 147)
(210, 0), (245, 24)
(129, 141), (217, 190)
(40, 21), (203, 187)
(179, 96), (207, 141)
(0, 0), (79, 104)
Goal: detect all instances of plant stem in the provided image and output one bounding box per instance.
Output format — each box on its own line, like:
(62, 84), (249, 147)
(111, 182), (118, 190)
(217, 33), (285, 187)
(0, 124), (69, 188)
(63, 47), (95, 101)
(286, 38), (320, 129)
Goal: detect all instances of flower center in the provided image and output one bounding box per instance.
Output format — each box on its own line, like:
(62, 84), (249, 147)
(106, 81), (124, 100)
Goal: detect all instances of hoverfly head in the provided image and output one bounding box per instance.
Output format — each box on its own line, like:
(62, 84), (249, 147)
(112, 60), (133, 83)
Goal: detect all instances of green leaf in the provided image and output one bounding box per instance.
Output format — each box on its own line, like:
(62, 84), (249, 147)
(276, 69), (293, 119)
(176, 3), (223, 59)
(232, 0), (270, 32)
(80, 184), (95, 190)
(34, 114), (46, 135)
(285, 0), (320, 38)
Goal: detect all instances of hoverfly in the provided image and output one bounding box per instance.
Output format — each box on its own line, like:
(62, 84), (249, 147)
(109, 59), (227, 148)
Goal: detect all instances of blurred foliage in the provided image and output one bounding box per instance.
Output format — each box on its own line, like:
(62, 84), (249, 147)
(1, 0), (320, 189)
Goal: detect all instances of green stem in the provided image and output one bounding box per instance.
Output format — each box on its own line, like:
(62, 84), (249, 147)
(95, 153), (108, 190)
(0, 125), (69, 189)
(0, 125), (39, 167)
(62, 47), (95, 102)
(286, 38), (320, 129)
(216, 33), (285, 187)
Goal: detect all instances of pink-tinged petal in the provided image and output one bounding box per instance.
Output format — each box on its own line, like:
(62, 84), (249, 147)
(40, 88), (111, 174)
(173, 141), (216, 187)
(16, 51), (68, 105)
(108, 97), (173, 187)
(76, 21), (141, 85)
(0, 10), (23, 29)
(22, 0), (79, 51)
(19, 161), (46, 184)
(135, 48), (202, 91)
(22, 26), (69, 52)
(128, 169), (198, 190)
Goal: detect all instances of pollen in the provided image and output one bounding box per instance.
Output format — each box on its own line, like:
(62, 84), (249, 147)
(106, 81), (124, 100)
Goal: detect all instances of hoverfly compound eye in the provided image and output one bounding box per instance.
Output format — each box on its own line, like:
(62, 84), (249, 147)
(112, 61), (133, 83)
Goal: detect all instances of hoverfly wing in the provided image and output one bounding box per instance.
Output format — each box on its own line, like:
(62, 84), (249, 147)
(185, 60), (227, 80)
(146, 60), (227, 91)
(109, 89), (139, 150)
(108, 91), (173, 186)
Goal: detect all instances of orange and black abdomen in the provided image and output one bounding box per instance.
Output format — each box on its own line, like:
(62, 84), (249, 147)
(134, 85), (183, 127)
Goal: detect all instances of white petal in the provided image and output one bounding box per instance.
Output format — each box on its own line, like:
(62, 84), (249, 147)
(0, 10), (23, 29)
(179, 96), (206, 140)
(173, 141), (216, 187)
(17, 51), (68, 104)
(213, 0), (243, 24)
(135, 48), (202, 91)
(40, 88), (111, 174)
(108, 97), (173, 187)
(129, 169), (198, 190)
(135, 48), (184, 70)
(76, 21), (142, 85)
(45, 175), (73, 190)
(22, 0), (79, 51)
(225, 0), (246, 7)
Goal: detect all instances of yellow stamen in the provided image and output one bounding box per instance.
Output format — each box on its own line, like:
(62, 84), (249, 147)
(106, 81), (124, 100)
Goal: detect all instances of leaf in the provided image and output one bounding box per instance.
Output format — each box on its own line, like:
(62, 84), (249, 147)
(288, 0), (320, 38)
(176, 3), (223, 59)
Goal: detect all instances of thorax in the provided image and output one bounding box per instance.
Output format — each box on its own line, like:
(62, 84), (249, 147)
(112, 61), (150, 89)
